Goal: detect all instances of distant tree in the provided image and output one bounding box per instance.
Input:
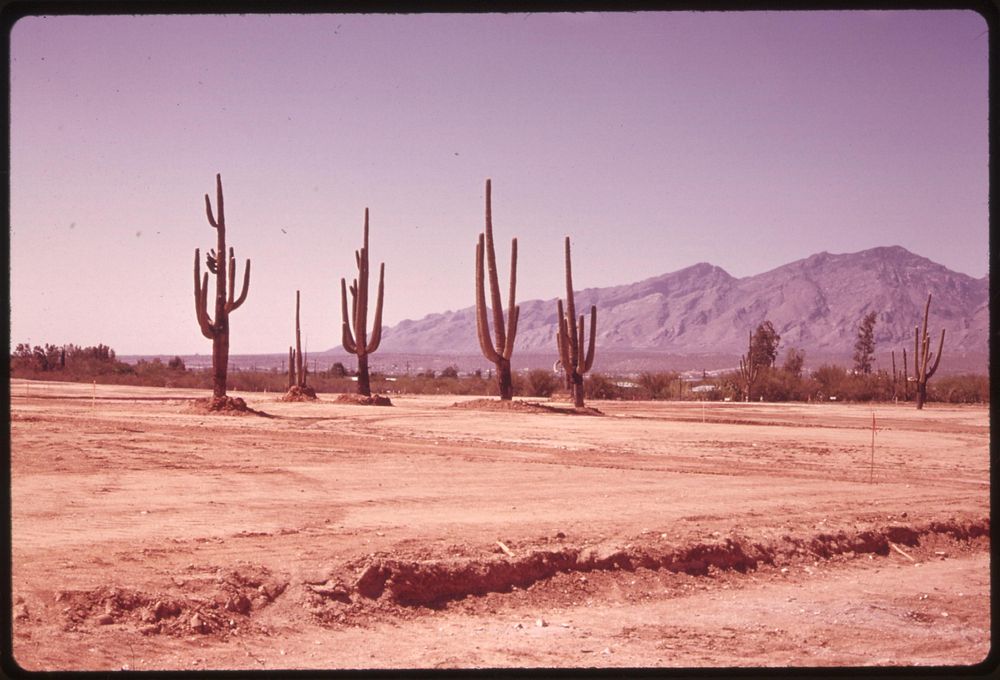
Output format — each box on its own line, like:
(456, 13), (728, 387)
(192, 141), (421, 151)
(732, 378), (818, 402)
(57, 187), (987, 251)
(439, 365), (460, 379)
(750, 321), (781, 369)
(782, 347), (805, 378)
(853, 311), (877, 375)
(168, 355), (186, 371)
(328, 361), (348, 378)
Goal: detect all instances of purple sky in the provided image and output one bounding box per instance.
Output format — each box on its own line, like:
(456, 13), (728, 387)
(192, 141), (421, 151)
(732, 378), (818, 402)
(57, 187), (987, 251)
(10, 11), (988, 355)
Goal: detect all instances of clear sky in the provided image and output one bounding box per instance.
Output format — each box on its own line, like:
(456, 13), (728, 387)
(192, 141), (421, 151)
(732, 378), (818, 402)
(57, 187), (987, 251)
(9, 10), (988, 355)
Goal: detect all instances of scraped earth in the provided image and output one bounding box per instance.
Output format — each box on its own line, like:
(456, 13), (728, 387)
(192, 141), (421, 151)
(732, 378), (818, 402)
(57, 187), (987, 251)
(9, 379), (990, 670)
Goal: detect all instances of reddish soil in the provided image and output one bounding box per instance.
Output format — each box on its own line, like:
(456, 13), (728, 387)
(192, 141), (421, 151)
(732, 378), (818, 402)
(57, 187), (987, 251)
(334, 393), (393, 406)
(279, 385), (318, 402)
(8, 379), (990, 671)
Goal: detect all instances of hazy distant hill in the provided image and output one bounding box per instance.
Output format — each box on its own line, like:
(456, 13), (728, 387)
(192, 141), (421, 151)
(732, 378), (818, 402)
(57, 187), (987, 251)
(367, 246), (987, 361)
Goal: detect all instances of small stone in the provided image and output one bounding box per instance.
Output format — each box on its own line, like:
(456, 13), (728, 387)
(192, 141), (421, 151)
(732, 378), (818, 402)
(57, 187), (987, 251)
(96, 614), (114, 625)
(780, 568), (789, 575)
(13, 604), (29, 621)
(536, 618), (547, 627)
(514, 623), (524, 629)
(190, 614), (204, 632)
(556, 532), (566, 539)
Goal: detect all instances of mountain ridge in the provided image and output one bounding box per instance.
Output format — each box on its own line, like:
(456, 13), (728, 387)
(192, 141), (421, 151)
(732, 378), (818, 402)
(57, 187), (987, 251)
(343, 246), (989, 359)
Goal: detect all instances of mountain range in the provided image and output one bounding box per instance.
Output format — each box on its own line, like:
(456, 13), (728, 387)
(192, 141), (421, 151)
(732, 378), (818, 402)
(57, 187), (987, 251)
(366, 246), (988, 364)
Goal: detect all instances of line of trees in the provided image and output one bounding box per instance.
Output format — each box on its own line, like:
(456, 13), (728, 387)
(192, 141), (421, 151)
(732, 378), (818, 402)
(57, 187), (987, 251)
(10, 341), (987, 405)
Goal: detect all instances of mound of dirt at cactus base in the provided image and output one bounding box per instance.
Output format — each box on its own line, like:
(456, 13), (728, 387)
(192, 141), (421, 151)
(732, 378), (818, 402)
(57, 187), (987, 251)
(278, 385), (318, 402)
(451, 398), (602, 415)
(335, 393), (393, 406)
(185, 396), (270, 416)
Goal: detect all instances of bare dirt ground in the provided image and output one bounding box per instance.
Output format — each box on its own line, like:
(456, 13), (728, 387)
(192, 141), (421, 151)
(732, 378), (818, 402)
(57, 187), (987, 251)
(8, 379), (991, 671)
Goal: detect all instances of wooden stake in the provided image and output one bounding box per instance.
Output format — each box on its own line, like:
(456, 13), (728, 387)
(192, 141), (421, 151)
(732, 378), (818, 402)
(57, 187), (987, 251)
(497, 540), (515, 558)
(888, 541), (915, 562)
(869, 410), (876, 483)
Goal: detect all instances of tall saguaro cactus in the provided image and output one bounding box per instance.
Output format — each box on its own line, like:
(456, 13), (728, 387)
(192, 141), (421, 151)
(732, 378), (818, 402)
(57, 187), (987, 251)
(913, 293), (945, 410)
(475, 179), (520, 400)
(555, 236), (596, 408)
(341, 209), (385, 397)
(288, 290), (308, 390)
(193, 174), (251, 400)
(738, 331), (759, 402)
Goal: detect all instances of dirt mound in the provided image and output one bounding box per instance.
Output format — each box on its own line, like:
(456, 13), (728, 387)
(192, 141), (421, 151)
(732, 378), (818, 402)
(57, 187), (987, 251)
(56, 564), (288, 637)
(185, 396), (268, 417)
(451, 398), (602, 415)
(279, 385), (318, 401)
(308, 517), (988, 611)
(335, 393), (393, 406)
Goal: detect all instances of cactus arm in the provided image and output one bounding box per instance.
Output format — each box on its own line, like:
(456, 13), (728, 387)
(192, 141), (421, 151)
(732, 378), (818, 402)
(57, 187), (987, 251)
(914, 325), (920, 379)
(194, 250), (214, 339)
(583, 305), (597, 373)
(229, 259), (251, 312)
(366, 262), (385, 354)
(576, 315), (586, 372)
(483, 180), (506, 351)
(205, 194), (218, 229)
(475, 235), (502, 363)
(499, 237), (518, 358)
(927, 329), (945, 379)
(341, 278), (358, 354)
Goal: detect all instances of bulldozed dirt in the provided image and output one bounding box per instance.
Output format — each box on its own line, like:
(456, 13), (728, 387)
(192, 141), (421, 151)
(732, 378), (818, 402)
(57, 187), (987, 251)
(8, 379), (990, 671)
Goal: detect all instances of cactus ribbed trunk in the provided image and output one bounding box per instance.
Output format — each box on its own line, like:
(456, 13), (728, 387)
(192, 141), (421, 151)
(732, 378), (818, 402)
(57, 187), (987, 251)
(555, 237), (596, 408)
(738, 331), (760, 403)
(341, 209), (385, 397)
(474, 179), (519, 401)
(294, 290), (306, 388)
(913, 293), (945, 410)
(193, 174), (251, 401)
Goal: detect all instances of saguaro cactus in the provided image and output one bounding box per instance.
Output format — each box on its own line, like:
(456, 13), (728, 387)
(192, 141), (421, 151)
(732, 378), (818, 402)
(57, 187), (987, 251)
(288, 290), (308, 389)
(555, 236), (596, 408)
(913, 293), (945, 410)
(738, 331), (759, 402)
(193, 173), (251, 400)
(475, 179), (519, 400)
(891, 348), (910, 401)
(341, 209), (385, 397)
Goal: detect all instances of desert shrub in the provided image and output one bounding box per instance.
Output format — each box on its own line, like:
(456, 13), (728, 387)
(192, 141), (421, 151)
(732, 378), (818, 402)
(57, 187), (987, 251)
(810, 364), (849, 401)
(756, 368), (807, 401)
(584, 373), (624, 400)
(928, 374), (990, 404)
(637, 371), (678, 400)
(439, 365), (460, 379)
(523, 369), (559, 397)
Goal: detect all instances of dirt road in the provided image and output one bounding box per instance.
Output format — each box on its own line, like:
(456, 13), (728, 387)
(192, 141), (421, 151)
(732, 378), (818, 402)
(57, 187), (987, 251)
(8, 380), (990, 670)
